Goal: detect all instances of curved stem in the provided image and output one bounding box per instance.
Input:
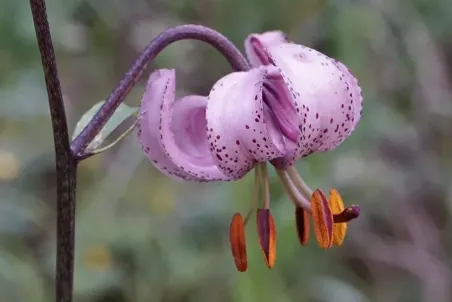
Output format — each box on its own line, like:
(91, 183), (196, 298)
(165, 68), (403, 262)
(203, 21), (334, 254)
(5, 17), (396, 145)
(29, 1), (76, 302)
(71, 24), (249, 158)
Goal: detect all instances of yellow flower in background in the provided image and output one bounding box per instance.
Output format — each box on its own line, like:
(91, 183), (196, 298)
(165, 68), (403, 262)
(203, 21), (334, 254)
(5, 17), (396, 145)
(0, 150), (20, 181)
(83, 245), (112, 271)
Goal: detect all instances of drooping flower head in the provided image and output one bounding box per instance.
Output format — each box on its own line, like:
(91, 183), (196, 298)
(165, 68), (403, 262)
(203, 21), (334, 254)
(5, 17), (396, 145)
(136, 30), (362, 272)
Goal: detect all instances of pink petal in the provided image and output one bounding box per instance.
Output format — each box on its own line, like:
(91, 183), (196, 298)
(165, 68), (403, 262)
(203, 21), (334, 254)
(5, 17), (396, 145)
(136, 70), (195, 181)
(267, 44), (363, 165)
(333, 60), (363, 135)
(244, 31), (289, 67)
(137, 69), (230, 182)
(263, 67), (299, 141)
(171, 95), (211, 162)
(206, 67), (286, 179)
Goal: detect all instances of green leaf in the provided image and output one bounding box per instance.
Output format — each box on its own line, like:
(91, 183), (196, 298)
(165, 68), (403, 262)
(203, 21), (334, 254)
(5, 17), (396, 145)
(72, 101), (138, 151)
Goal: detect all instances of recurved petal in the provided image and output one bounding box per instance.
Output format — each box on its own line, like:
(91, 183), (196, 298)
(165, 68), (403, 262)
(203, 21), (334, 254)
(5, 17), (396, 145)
(137, 70), (196, 181)
(206, 67), (286, 179)
(137, 69), (230, 182)
(267, 44), (363, 161)
(244, 31), (289, 67)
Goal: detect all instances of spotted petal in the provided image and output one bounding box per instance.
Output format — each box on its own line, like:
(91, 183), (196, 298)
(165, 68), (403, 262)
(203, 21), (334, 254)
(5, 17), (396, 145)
(206, 67), (286, 179)
(244, 31), (289, 67)
(137, 69), (230, 181)
(267, 43), (363, 166)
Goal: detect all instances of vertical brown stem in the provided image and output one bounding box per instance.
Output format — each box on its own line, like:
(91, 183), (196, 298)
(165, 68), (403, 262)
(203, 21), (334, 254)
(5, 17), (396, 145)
(28, 0), (77, 301)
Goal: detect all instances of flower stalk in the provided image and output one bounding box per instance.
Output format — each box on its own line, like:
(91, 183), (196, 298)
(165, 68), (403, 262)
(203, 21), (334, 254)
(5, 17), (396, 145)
(71, 25), (249, 160)
(28, 1), (76, 301)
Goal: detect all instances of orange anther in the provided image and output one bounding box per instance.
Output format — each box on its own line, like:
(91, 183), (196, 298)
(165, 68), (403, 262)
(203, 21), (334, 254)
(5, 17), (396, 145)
(256, 209), (276, 268)
(329, 189), (347, 246)
(310, 189), (333, 249)
(229, 213), (248, 272)
(295, 206), (310, 245)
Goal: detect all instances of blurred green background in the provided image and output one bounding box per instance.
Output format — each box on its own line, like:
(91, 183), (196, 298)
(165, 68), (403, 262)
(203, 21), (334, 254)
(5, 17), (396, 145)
(1, 0), (452, 301)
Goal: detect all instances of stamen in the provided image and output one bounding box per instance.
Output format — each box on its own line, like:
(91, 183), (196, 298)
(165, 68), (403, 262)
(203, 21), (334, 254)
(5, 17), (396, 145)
(310, 189), (333, 249)
(256, 209), (276, 268)
(286, 166), (313, 201)
(295, 206), (310, 245)
(328, 189), (347, 246)
(260, 163), (271, 209)
(329, 190), (359, 246)
(275, 168), (312, 212)
(229, 213), (248, 272)
(244, 165), (262, 225)
(257, 163), (276, 268)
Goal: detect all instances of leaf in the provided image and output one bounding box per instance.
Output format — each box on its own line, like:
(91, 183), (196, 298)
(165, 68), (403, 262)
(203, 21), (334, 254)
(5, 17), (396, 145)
(72, 101), (138, 151)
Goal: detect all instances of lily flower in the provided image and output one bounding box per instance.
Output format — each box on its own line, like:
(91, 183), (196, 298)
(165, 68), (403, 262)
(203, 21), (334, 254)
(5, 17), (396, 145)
(136, 31), (362, 272)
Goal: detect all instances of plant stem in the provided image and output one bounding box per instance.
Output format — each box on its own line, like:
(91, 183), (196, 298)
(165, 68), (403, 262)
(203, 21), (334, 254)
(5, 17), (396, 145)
(29, 1), (77, 302)
(71, 24), (249, 158)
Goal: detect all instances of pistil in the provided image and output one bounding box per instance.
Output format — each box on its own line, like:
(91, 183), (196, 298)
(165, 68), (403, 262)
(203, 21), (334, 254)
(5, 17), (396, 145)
(275, 168), (312, 212)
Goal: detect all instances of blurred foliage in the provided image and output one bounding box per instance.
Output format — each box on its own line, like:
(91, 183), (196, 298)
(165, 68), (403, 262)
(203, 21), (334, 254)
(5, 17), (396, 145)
(1, 0), (452, 301)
